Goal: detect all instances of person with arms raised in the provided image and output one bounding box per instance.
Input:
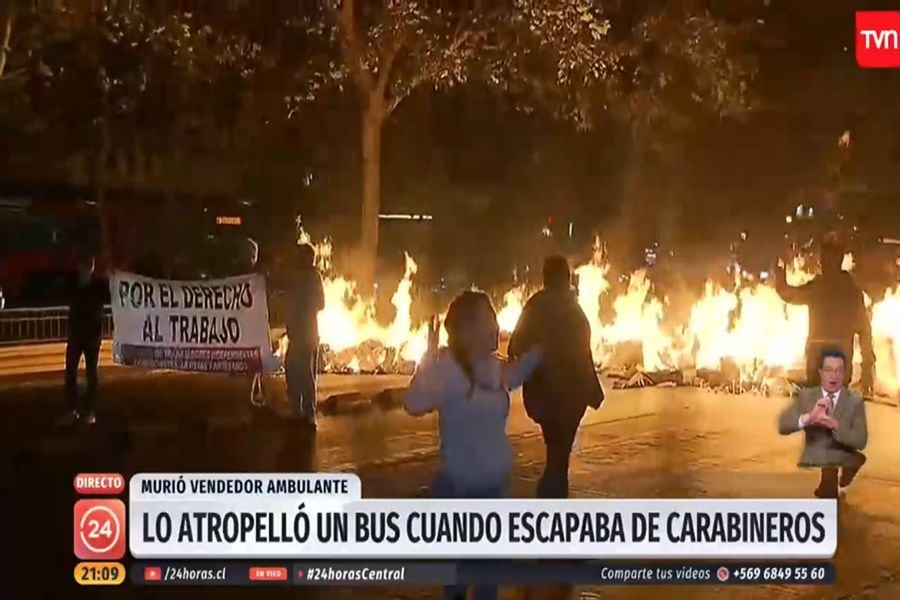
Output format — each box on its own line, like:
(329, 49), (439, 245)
(774, 237), (874, 396)
(404, 290), (541, 600)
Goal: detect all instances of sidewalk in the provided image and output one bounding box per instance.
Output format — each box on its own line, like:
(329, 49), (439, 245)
(0, 340), (115, 379)
(0, 342), (410, 400)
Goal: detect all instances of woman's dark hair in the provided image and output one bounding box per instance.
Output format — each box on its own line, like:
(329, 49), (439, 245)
(444, 290), (496, 396)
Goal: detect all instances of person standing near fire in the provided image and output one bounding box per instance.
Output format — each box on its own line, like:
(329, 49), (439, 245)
(284, 243), (325, 428)
(509, 255), (605, 499)
(774, 237), (875, 395)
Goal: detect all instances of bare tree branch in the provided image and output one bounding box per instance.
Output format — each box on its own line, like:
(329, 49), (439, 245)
(334, 0), (374, 93)
(375, 28), (405, 101)
(385, 22), (479, 114)
(0, 5), (13, 80)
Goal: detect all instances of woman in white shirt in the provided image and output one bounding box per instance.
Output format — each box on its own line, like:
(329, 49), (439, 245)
(404, 290), (541, 600)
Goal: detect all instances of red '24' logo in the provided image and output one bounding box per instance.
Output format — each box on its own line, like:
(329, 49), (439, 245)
(73, 499), (126, 560)
(856, 12), (900, 68)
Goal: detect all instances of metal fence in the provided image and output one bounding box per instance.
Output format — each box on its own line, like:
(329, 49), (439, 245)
(0, 306), (114, 346)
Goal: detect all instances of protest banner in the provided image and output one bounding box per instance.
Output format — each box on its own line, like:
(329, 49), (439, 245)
(109, 271), (277, 374)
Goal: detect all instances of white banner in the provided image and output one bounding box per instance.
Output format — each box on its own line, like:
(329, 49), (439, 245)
(109, 271), (277, 374)
(128, 474), (838, 559)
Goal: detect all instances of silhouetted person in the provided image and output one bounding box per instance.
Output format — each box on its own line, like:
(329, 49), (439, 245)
(509, 255), (605, 498)
(60, 250), (107, 426)
(284, 243), (325, 428)
(779, 348), (868, 498)
(775, 241), (874, 394)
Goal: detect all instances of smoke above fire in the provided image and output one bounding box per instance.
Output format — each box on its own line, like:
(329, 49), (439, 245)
(287, 232), (900, 398)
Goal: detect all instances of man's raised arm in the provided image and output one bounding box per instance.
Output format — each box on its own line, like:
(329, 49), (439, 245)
(774, 262), (813, 305)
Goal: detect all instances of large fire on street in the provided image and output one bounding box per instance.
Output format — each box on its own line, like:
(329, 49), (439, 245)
(280, 235), (900, 400)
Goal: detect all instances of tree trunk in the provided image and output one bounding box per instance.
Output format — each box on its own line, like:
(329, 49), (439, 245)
(96, 117), (114, 270)
(359, 103), (383, 294)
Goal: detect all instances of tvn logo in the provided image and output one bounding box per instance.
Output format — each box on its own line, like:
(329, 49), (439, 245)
(857, 11), (900, 67)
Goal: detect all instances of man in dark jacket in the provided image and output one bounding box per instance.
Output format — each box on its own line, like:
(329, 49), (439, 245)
(284, 243), (325, 428)
(509, 255), (605, 498)
(62, 250), (108, 425)
(775, 240), (874, 395)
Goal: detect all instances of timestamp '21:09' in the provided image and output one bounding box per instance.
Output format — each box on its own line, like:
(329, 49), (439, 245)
(75, 562), (126, 586)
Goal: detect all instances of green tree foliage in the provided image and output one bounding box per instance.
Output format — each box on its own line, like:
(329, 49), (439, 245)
(1, 2), (259, 259)
(278, 0), (626, 287)
(275, 0), (752, 288)
(2, 1), (754, 275)
(11, 4), (257, 186)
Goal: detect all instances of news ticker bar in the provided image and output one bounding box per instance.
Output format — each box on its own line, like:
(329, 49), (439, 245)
(130, 561), (835, 586)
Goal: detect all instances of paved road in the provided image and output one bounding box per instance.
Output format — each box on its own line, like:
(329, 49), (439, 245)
(2, 369), (899, 599)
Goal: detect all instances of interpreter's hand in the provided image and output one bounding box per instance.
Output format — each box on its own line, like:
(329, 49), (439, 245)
(816, 415), (839, 431)
(809, 400), (827, 423)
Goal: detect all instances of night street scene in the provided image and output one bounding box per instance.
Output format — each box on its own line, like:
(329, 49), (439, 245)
(2, 0), (900, 598)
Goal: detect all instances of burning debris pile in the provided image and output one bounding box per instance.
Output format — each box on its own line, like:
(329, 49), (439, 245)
(281, 234), (900, 400)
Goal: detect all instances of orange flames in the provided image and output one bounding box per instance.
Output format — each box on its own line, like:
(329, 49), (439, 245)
(285, 232), (899, 398)
(871, 285), (900, 394)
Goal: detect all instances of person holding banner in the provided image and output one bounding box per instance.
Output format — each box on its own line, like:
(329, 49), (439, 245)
(59, 249), (108, 426)
(284, 243), (325, 428)
(404, 290), (542, 600)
